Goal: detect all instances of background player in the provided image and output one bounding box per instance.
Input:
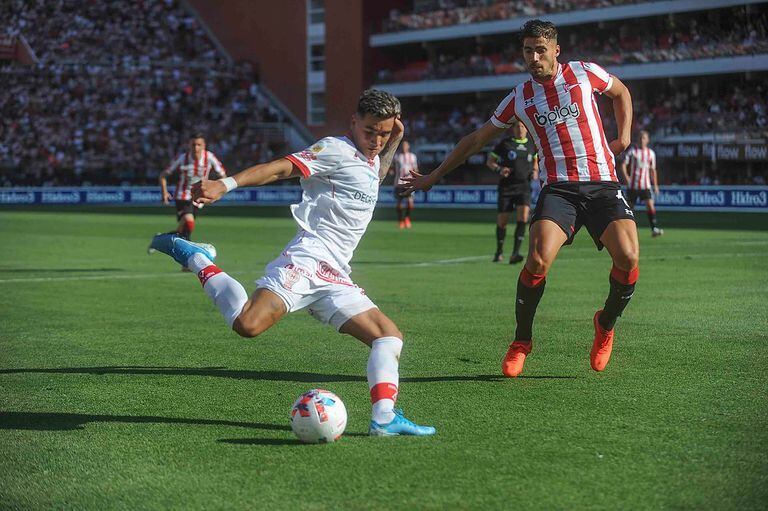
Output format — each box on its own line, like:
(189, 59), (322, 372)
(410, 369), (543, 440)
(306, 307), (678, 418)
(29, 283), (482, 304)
(391, 140), (419, 228)
(149, 90), (435, 437)
(621, 130), (664, 237)
(402, 19), (638, 377)
(158, 134), (227, 240)
(486, 119), (538, 263)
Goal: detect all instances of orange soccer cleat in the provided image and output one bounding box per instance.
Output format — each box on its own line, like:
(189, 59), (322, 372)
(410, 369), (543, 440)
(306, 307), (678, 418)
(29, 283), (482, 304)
(502, 341), (532, 377)
(398, 220), (406, 229)
(404, 217), (412, 229)
(590, 310), (615, 371)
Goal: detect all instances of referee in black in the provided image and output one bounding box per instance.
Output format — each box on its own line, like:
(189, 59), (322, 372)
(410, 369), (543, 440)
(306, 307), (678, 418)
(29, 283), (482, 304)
(486, 119), (538, 264)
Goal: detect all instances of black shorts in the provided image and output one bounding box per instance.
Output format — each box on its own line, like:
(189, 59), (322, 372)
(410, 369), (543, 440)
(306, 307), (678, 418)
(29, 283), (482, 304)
(497, 192), (531, 213)
(175, 200), (200, 220)
(628, 189), (652, 205)
(531, 181), (636, 250)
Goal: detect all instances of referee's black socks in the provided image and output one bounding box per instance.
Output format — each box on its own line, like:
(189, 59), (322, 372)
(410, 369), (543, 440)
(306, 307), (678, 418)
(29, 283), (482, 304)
(512, 221), (526, 255)
(496, 226), (506, 255)
(599, 265), (639, 331)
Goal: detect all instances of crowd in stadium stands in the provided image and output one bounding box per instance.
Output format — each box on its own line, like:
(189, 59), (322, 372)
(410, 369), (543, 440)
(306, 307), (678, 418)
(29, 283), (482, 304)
(378, 14), (768, 83)
(381, 0), (648, 33)
(402, 79), (768, 144)
(0, 0), (286, 186)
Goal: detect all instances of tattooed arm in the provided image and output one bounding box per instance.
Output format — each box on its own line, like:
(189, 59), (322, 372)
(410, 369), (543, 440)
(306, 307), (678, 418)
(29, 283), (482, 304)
(379, 117), (404, 182)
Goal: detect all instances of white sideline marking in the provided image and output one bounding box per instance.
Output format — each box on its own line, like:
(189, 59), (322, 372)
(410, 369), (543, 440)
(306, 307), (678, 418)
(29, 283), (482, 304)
(0, 252), (764, 284)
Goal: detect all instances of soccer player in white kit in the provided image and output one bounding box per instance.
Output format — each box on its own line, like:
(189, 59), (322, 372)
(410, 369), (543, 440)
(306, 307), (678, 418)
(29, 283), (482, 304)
(149, 90), (435, 437)
(403, 20), (638, 378)
(391, 140), (419, 229)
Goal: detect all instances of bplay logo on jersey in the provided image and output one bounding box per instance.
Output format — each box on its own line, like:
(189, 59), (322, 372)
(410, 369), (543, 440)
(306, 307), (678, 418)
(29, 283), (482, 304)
(534, 102), (581, 127)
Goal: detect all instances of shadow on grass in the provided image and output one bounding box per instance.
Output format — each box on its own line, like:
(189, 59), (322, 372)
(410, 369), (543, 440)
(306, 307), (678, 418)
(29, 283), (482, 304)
(0, 411), (290, 432)
(0, 268), (124, 273)
(0, 366), (576, 381)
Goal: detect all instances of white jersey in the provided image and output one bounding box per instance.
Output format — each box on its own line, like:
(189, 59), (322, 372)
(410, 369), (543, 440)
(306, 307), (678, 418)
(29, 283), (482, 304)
(394, 152), (418, 185)
(161, 150), (227, 201)
(285, 136), (380, 273)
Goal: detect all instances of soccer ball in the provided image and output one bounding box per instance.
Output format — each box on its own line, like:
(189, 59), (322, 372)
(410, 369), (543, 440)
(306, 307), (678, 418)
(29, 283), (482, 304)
(290, 389), (347, 443)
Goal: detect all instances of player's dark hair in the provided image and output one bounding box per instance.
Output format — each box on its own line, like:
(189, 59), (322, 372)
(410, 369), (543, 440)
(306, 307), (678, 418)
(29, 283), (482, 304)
(357, 89), (401, 119)
(519, 19), (558, 43)
(190, 133), (206, 141)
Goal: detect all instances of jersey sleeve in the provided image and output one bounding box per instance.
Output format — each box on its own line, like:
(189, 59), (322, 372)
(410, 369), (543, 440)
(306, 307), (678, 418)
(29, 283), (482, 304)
(490, 91), (517, 129)
(160, 154), (183, 177)
(285, 138), (340, 178)
(580, 61), (613, 94)
(650, 150), (657, 169)
(209, 152), (227, 178)
(411, 153), (418, 169)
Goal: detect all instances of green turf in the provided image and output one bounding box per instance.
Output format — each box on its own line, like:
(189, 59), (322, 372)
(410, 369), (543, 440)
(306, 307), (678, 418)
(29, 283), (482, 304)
(1, 209), (766, 510)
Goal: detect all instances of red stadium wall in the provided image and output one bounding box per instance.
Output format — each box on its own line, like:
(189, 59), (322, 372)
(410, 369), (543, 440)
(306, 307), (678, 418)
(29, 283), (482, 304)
(323, 1), (364, 135)
(187, 0), (308, 125)
(188, 1), (401, 138)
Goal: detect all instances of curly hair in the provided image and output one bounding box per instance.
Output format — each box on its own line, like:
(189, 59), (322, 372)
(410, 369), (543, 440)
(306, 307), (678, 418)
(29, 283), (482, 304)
(519, 19), (558, 43)
(356, 89), (401, 119)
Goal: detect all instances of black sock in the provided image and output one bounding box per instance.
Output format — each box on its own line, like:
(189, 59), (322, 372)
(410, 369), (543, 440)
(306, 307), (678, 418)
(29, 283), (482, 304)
(405, 208), (411, 220)
(515, 269), (546, 341)
(512, 221), (526, 255)
(647, 210), (659, 230)
(496, 226), (506, 254)
(599, 270), (637, 331)
(397, 208), (403, 222)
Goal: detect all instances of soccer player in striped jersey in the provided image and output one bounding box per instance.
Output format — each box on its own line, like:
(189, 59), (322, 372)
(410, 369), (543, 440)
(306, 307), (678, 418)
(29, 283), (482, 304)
(392, 140), (419, 228)
(159, 134), (227, 240)
(148, 90), (434, 437)
(621, 130), (664, 237)
(403, 20), (638, 377)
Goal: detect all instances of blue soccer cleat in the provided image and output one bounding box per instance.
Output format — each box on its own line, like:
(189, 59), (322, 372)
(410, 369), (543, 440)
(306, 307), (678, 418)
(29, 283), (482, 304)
(369, 409), (436, 437)
(148, 233), (217, 268)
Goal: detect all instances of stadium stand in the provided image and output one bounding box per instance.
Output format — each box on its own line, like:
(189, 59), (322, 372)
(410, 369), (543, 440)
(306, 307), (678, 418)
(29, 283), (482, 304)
(372, 1), (768, 185)
(0, 0), (301, 186)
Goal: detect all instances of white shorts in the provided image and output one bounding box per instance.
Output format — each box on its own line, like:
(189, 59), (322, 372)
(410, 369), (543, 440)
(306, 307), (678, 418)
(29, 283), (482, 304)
(255, 232), (377, 331)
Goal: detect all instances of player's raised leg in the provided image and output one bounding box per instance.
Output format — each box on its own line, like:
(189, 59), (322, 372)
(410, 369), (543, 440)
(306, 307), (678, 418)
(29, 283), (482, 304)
(503, 218), (567, 377)
(339, 309), (436, 437)
(592, 219), (640, 371)
(149, 233), (285, 336)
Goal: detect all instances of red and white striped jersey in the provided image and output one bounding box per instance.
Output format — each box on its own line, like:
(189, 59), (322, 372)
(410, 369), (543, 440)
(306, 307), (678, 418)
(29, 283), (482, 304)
(394, 152), (418, 185)
(623, 146), (656, 190)
(161, 150), (227, 201)
(490, 61), (617, 185)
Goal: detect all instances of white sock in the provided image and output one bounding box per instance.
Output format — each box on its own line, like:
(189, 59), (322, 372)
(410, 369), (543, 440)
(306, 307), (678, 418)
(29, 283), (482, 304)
(188, 253), (248, 329)
(367, 336), (403, 425)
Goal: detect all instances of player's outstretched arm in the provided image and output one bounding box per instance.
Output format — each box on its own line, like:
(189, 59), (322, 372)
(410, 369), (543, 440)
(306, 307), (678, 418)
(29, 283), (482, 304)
(192, 158), (299, 204)
(402, 121), (504, 193)
(604, 77), (633, 155)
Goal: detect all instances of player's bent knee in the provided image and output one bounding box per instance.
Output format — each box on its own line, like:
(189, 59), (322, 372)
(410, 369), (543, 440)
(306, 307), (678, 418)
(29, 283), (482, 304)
(613, 250), (639, 271)
(526, 251), (551, 275)
(232, 317), (270, 338)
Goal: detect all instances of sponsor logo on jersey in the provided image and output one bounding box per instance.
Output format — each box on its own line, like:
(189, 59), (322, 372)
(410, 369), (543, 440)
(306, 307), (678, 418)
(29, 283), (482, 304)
(311, 143), (325, 153)
(353, 190), (377, 205)
(298, 150), (317, 162)
(507, 150), (518, 161)
(534, 102), (581, 126)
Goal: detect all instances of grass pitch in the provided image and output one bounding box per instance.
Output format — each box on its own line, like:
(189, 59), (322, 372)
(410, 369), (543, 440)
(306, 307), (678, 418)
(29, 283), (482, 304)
(1, 208), (766, 510)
